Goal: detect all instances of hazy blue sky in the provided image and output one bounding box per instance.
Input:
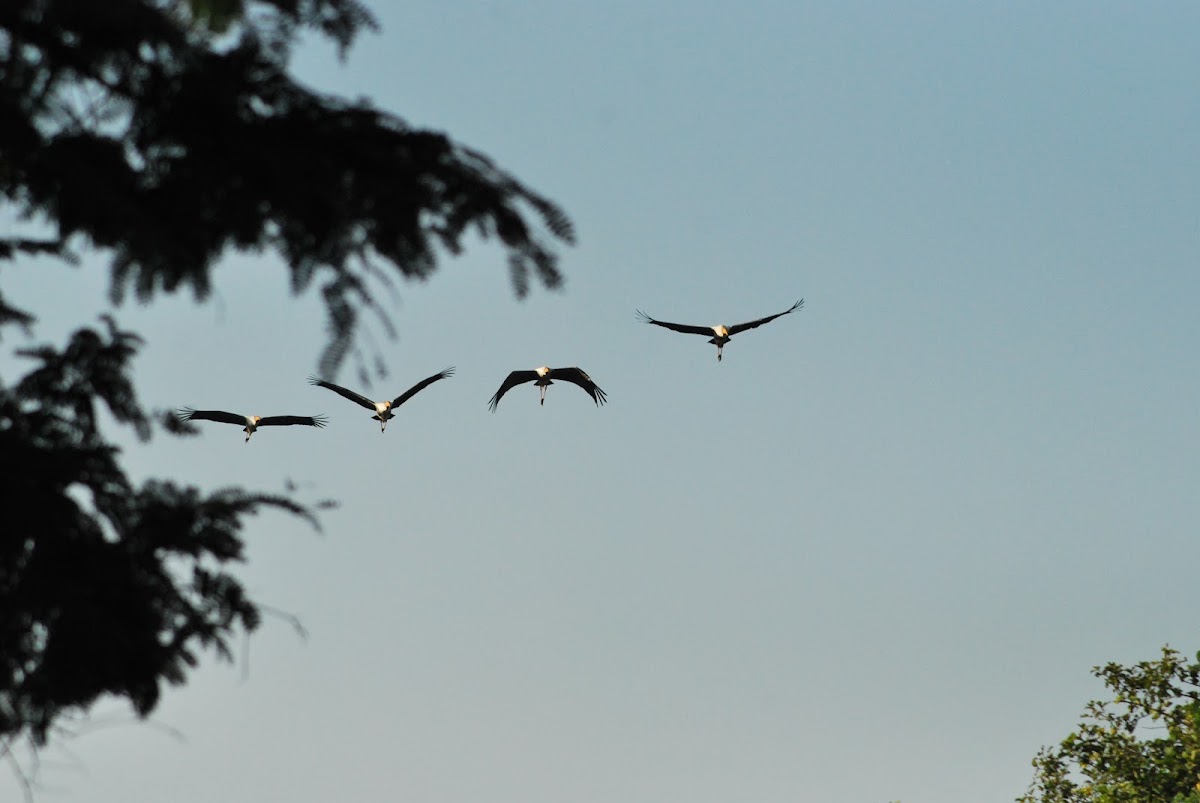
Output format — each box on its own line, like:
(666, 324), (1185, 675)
(3, 2), (1199, 802)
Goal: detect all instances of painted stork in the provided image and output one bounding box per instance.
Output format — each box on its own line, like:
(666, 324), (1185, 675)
(488, 366), (607, 412)
(177, 408), (328, 443)
(635, 299), (804, 361)
(307, 367), (455, 432)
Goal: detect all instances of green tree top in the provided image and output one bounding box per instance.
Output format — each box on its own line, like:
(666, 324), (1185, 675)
(1021, 646), (1200, 803)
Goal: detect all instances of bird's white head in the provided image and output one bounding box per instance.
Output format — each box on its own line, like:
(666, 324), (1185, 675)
(712, 325), (729, 337)
(248, 415), (262, 425)
(536, 366), (551, 377)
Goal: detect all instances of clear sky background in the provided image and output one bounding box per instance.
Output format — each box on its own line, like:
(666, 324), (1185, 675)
(3, 2), (1199, 801)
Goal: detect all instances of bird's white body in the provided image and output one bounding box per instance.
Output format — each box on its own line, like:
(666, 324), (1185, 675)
(709, 326), (732, 359)
(535, 366), (553, 403)
(372, 401), (394, 430)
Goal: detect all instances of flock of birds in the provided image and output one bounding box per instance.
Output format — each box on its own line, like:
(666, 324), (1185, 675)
(177, 300), (804, 442)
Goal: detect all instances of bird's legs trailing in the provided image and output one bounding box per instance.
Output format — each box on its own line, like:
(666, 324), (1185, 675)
(708, 335), (728, 362)
(539, 385), (548, 405)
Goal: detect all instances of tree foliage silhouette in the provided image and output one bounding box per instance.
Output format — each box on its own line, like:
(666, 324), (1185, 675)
(1, 0), (574, 376)
(1020, 646), (1200, 803)
(0, 0), (574, 754)
(0, 316), (320, 748)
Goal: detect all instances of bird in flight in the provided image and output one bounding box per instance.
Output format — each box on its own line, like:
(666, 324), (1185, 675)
(177, 409), (328, 443)
(488, 366), (607, 411)
(308, 367), (455, 432)
(636, 299), (804, 361)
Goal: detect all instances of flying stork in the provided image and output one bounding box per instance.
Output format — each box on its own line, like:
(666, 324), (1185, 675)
(177, 408), (328, 443)
(635, 299), (804, 361)
(307, 367), (455, 432)
(488, 366), (607, 412)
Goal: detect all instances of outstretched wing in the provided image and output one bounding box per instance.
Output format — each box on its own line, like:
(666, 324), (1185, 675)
(392, 367), (455, 408)
(488, 370), (539, 412)
(258, 415), (329, 428)
(308, 376), (377, 411)
(727, 299), (804, 335)
(177, 408), (246, 426)
(549, 367), (608, 406)
(635, 310), (715, 337)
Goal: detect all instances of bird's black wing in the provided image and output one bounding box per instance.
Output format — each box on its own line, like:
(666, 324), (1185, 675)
(391, 367), (455, 408)
(549, 367), (608, 406)
(727, 299), (804, 335)
(258, 415), (329, 428)
(308, 376), (377, 411)
(488, 370), (539, 412)
(635, 310), (715, 337)
(178, 408), (245, 426)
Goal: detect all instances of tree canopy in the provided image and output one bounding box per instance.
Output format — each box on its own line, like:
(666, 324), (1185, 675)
(0, 0), (574, 758)
(0, 316), (322, 748)
(1, 0), (574, 375)
(1021, 646), (1200, 803)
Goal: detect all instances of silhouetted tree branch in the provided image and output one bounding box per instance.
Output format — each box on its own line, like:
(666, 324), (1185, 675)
(0, 0), (576, 764)
(0, 316), (323, 747)
(1, 0), (575, 376)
